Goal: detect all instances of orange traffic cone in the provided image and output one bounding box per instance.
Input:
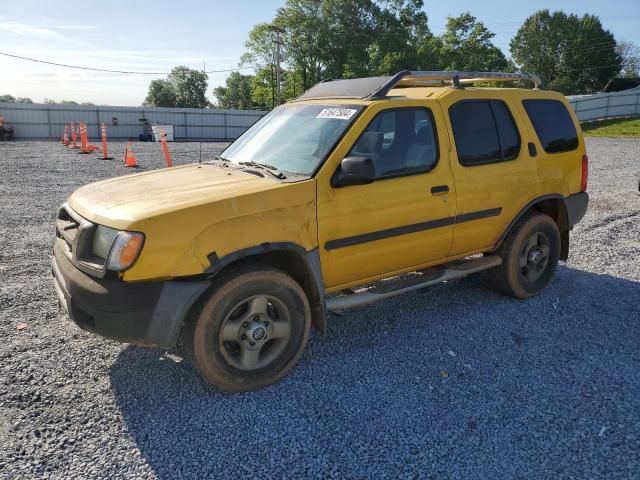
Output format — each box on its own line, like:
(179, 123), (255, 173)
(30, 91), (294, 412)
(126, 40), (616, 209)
(123, 142), (138, 167)
(78, 123), (99, 154)
(98, 123), (113, 160)
(78, 123), (89, 154)
(160, 129), (173, 167)
(62, 124), (69, 146)
(69, 122), (78, 149)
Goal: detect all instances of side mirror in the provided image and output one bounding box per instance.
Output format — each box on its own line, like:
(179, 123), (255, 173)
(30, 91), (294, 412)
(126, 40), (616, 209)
(331, 156), (376, 188)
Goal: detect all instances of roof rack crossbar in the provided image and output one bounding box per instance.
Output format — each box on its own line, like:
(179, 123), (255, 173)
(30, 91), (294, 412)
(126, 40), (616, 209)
(365, 70), (542, 99)
(293, 70), (542, 102)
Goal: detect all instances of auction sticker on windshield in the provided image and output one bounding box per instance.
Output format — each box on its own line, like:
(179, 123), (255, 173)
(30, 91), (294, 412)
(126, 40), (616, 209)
(316, 108), (358, 120)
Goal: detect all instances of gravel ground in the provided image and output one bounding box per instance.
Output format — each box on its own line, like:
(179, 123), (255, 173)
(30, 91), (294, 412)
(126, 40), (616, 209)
(0, 139), (638, 479)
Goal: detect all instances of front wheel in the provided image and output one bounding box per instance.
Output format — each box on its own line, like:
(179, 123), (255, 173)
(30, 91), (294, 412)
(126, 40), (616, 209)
(184, 266), (311, 392)
(488, 212), (561, 299)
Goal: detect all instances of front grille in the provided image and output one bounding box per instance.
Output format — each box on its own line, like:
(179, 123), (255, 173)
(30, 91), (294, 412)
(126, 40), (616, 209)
(56, 207), (80, 257)
(55, 204), (107, 277)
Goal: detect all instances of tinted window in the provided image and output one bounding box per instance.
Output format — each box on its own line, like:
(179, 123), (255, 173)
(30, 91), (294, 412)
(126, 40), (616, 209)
(450, 100), (521, 166)
(348, 108), (438, 178)
(523, 99), (578, 154)
(492, 101), (520, 160)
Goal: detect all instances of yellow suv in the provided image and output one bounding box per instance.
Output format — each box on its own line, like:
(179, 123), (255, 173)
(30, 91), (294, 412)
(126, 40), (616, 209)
(52, 71), (589, 391)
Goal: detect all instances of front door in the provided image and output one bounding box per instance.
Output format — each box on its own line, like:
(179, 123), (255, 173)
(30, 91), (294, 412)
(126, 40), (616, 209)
(316, 101), (457, 290)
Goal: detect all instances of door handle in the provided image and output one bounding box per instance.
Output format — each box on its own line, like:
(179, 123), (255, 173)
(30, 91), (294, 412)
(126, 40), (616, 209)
(431, 185), (449, 195)
(528, 142), (537, 157)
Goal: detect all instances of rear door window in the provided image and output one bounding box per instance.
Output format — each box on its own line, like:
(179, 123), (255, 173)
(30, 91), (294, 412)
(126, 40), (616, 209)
(522, 99), (578, 154)
(449, 100), (521, 166)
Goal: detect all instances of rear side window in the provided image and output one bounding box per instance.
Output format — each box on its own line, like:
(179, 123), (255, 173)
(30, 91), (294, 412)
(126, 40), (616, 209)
(449, 100), (521, 166)
(522, 99), (578, 154)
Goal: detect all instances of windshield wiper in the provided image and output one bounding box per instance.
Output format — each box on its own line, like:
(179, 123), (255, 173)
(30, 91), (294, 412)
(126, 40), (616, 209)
(239, 161), (286, 179)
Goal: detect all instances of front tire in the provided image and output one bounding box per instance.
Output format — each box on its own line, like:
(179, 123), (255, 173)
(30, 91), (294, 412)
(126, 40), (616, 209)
(488, 212), (561, 299)
(184, 266), (311, 392)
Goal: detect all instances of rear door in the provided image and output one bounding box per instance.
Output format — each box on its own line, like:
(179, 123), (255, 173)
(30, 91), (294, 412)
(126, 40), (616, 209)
(316, 100), (457, 290)
(439, 92), (540, 257)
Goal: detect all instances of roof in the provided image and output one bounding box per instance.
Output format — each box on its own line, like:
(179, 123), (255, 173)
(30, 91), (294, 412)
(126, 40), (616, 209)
(294, 70), (543, 102)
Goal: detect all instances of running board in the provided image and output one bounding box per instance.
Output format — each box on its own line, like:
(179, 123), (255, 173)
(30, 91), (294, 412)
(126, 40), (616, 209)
(325, 255), (502, 312)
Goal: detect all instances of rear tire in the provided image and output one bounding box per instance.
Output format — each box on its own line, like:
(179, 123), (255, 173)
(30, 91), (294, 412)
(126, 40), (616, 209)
(488, 212), (561, 299)
(184, 265), (311, 392)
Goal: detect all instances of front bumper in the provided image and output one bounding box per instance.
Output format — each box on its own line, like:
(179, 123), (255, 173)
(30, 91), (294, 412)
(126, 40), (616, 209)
(52, 243), (209, 348)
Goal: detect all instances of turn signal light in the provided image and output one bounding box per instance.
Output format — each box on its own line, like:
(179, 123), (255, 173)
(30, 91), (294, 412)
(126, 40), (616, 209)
(107, 232), (145, 271)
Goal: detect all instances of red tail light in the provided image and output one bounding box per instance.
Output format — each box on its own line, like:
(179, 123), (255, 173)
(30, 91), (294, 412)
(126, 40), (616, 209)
(581, 154), (589, 192)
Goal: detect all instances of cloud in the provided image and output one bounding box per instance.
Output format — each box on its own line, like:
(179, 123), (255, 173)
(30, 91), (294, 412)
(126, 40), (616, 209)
(0, 18), (96, 40)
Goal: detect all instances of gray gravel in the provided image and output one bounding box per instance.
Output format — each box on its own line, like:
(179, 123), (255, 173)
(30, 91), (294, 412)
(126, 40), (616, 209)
(0, 138), (639, 479)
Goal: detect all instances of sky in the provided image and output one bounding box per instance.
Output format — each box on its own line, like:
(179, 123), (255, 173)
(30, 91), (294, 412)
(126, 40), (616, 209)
(1, 0), (639, 106)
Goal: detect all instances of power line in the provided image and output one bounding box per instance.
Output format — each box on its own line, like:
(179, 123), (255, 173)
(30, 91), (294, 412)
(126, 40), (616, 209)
(0, 51), (252, 75)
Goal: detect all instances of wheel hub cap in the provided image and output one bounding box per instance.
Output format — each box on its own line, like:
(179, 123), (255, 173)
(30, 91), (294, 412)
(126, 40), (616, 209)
(528, 249), (543, 264)
(218, 295), (292, 371)
(520, 232), (551, 282)
(250, 325), (267, 341)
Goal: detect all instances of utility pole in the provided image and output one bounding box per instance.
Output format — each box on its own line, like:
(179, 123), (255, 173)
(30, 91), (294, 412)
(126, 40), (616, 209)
(269, 25), (284, 106)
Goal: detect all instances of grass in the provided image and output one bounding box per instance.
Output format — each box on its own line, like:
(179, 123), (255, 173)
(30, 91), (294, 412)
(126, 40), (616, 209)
(582, 117), (640, 137)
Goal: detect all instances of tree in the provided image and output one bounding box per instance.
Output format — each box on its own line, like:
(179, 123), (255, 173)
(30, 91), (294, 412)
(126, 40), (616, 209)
(440, 13), (508, 71)
(168, 66), (210, 108)
(0, 94), (30, 103)
(143, 66), (210, 108)
(510, 10), (622, 94)
(240, 0), (442, 103)
(616, 40), (640, 78)
(213, 72), (257, 109)
(369, 0), (440, 74)
(143, 79), (177, 107)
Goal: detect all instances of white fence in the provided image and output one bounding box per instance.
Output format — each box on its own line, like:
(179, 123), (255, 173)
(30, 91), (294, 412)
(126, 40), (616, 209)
(567, 88), (640, 122)
(0, 103), (266, 141)
(2, 89), (638, 140)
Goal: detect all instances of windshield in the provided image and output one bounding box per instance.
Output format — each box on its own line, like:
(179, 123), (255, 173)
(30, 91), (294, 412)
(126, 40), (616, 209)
(222, 104), (363, 175)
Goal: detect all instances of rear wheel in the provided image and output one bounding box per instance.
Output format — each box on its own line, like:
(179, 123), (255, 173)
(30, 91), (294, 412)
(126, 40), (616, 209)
(184, 265), (311, 392)
(488, 212), (561, 299)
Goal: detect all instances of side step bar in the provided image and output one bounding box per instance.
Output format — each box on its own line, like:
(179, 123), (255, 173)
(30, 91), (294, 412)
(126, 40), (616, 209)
(325, 255), (502, 312)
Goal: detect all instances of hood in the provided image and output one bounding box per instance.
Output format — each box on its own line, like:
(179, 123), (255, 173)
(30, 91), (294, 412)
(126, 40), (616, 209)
(68, 163), (280, 228)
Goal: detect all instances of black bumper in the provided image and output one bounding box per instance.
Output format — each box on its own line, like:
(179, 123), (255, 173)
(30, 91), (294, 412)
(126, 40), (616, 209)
(52, 244), (209, 348)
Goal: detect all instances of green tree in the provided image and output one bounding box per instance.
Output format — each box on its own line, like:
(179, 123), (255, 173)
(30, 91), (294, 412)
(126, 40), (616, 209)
(510, 10), (622, 94)
(143, 79), (177, 107)
(213, 71), (257, 109)
(168, 66), (210, 108)
(0, 94), (30, 103)
(440, 13), (508, 72)
(369, 0), (440, 74)
(144, 66), (210, 108)
(616, 40), (640, 78)
(240, 0), (442, 103)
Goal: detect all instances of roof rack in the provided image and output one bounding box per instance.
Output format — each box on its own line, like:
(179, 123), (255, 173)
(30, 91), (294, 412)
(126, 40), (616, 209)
(294, 70), (542, 102)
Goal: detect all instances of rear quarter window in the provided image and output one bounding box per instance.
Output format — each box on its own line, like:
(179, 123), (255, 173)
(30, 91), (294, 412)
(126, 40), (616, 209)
(522, 99), (579, 154)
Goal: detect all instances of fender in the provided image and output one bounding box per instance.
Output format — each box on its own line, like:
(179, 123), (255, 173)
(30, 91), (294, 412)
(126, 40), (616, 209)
(206, 243), (327, 333)
(494, 194), (570, 259)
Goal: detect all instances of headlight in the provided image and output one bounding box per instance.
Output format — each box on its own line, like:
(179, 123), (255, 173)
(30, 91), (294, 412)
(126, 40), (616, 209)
(92, 226), (144, 271)
(92, 225), (119, 259)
